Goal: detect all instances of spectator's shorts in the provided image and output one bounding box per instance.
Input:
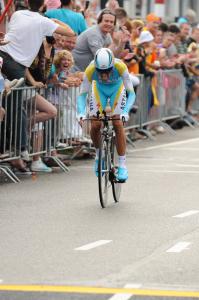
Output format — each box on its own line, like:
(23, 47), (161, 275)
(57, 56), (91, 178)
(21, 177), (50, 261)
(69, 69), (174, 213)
(89, 80), (127, 116)
(186, 78), (196, 89)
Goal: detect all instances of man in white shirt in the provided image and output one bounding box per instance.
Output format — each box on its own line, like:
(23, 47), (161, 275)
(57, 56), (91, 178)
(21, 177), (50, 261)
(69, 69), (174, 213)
(0, 0), (75, 172)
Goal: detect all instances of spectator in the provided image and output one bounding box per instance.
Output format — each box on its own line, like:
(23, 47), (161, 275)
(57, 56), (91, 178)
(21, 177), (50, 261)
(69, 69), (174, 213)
(187, 26), (199, 47)
(0, 106), (5, 121)
(63, 34), (77, 51)
(48, 50), (82, 147)
(158, 22), (168, 34)
(14, 0), (28, 10)
(167, 24), (180, 57)
(25, 36), (58, 172)
(145, 13), (161, 37)
(114, 7), (128, 27)
(154, 29), (163, 48)
(0, 0), (75, 173)
(178, 8), (197, 26)
(131, 19), (144, 46)
(45, 0), (61, 10)
(45, 0), (87, 35)
(50, 50), (81, 87)
(136, 30), (155, 77)
(53, 33), (65, 53)
(72, 8), (130, 72)
(105, 0), (119, 12)
(176, 23), (191, 54)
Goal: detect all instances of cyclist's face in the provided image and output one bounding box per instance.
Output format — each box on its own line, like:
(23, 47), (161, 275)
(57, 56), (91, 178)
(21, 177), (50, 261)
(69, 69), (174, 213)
(98, 71), (111, 81)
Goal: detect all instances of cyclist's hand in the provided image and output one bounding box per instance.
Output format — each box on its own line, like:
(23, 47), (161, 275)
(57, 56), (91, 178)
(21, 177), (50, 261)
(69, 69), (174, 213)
(120, 113), (129, 123)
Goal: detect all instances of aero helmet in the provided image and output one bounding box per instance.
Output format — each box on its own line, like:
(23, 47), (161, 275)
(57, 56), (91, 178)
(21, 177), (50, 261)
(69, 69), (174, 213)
(94, 48), (114, 72)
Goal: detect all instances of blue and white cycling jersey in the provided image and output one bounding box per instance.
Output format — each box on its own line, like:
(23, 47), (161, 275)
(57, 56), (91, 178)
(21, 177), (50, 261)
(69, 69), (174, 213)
(77, 58), (136, 116)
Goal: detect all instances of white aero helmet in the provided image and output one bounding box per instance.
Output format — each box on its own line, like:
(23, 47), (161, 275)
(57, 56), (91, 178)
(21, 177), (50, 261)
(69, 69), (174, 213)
(94, 48), (114, 72)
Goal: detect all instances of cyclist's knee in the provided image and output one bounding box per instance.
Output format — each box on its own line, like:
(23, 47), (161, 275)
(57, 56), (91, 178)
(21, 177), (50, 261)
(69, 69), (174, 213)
(91, 121), (101, 131)
(113, 121), (124, 134)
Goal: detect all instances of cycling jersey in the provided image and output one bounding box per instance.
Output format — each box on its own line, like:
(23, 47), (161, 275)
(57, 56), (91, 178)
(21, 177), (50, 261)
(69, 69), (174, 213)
(77, 58), (136, 116)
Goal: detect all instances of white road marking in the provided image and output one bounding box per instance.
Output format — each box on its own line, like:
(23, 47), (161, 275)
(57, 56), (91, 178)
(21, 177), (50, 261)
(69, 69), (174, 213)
(129, 137), (199, 152)
(138, 170), (199, 174)
(176, 164), (199, 168)
(173, 210), (199, 218)
(75, 240), (112, 251)
(167, 148), (199, 151)
(166, 242), (191, 253)
(108, 284), (142, 300)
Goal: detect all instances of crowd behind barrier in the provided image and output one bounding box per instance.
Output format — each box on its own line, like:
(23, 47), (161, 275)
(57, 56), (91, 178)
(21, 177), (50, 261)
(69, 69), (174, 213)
(0, 0), (199, 183)
(0, 68), (193, 183)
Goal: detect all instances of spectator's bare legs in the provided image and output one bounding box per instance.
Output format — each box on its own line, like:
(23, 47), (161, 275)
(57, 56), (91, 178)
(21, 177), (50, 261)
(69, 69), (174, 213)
(31, 94), (57, 172)
(0, 107), (5, 121)
(34, 94), (57, 123)
(187, 83), (199, 113)
(32, 129), (43, 162)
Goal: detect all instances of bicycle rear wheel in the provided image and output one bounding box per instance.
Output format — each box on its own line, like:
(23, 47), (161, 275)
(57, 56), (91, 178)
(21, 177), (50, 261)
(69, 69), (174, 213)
(111, 137), (121, 203)
(98, 136), (111, 208)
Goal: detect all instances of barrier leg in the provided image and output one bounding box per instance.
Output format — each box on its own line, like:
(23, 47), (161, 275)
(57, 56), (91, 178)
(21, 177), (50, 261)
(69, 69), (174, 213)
(137, 128), (156, 141)
(46, 156), (69, 173)
(0, 166), (20, 183)
(159, 121), (177, 135)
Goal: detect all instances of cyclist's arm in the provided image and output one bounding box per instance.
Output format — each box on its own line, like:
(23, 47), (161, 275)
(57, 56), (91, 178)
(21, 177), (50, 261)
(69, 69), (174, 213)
(123, 71), (136, 113)
(77, 75), (91, 115)
(77, 63), (95, 115)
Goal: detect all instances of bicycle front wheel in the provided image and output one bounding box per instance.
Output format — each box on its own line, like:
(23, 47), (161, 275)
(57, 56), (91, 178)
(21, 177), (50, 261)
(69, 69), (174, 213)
(98, 136), (111, 208)
(111, 137), (121, 203)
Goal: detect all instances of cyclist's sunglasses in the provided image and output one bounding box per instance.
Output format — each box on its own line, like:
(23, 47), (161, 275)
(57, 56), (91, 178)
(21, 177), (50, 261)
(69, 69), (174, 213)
(96, 67), (113, 74)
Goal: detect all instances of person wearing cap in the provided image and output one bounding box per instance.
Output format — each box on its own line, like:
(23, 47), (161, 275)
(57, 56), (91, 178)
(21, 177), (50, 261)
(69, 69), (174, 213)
(145, 13), (161, 37)
(135, 31), (156, 77)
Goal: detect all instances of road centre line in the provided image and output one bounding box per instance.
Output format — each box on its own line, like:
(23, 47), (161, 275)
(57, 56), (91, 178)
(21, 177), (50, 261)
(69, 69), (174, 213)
(109, 284), (142, 300)
(130, 137), (199, 152)
(173, 210), (199, 218)
(75, 240), (112, 251)
(0, 285), (199, 297)
(166, 242), (191, 253)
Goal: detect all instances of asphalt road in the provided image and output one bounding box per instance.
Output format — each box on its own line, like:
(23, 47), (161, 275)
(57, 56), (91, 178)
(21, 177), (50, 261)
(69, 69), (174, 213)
(1, 126), (199, 299)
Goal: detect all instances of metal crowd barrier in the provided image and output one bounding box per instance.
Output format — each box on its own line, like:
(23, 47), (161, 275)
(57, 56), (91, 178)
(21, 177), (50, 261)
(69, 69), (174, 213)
(126, 69), (188, 139)
(0, 69), (189, 183)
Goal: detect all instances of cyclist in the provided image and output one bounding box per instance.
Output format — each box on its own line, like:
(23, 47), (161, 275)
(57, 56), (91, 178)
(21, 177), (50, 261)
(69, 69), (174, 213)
(77, 48), (136, 182)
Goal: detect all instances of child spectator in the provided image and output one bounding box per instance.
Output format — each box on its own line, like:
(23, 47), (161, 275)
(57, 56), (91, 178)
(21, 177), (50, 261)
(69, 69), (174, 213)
(48, 50), (82, 146)
(50, 50), (82, 87)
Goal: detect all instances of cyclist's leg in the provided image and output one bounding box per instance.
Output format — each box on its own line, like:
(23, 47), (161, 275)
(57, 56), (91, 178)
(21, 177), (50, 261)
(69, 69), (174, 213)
(89, 82), (106, 174)
(89, 81), (106, 150)
(112, 117), (126, 156)
(111, 84), (127, 157)
(112, 86), (128, 181)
